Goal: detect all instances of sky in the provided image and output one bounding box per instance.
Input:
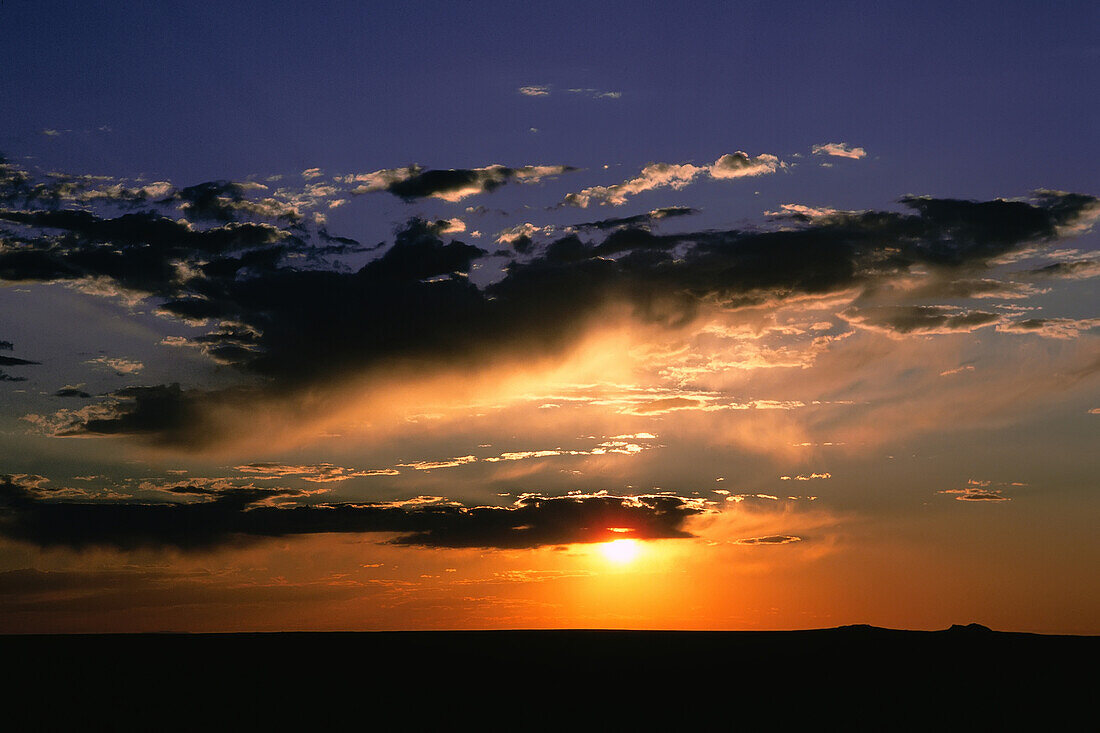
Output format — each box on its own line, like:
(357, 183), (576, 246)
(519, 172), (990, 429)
(0, 0), (1097, 633)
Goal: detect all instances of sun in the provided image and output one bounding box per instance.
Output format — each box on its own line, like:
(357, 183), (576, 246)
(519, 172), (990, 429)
(599, 539), (640, 564)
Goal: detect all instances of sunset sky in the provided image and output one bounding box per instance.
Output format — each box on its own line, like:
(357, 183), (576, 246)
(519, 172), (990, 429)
(1, 1), (1097, 633)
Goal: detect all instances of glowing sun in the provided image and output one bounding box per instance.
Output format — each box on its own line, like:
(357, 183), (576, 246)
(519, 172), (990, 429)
(599, 539), (640, 564)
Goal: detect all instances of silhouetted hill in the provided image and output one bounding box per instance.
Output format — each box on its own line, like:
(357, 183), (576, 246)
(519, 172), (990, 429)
(4, 626), (1093, 730)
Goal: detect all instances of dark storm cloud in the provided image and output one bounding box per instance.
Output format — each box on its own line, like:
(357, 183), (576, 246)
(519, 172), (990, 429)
(2, 159), (1096, 444)
(0, 475), (704, 551)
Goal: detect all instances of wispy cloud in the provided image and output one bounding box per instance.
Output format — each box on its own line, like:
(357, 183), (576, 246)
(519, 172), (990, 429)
(812, 142), (867, 159)
(563, 152), (782, 207)
(518, 85), (621, 99)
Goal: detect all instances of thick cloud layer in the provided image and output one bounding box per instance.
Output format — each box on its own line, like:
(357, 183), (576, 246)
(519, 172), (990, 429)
(0, 475), (703, 551)
(2, 158), (1097, 444)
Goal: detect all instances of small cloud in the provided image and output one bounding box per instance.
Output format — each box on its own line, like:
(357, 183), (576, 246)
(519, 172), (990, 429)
(235, 462), (398, 483)
(764, 203), (844, 221)
(996, 317), (1100, 340)
(433, 217), (466, 235)
(565, 88), (622, 100)
(844, 306), (1001, 336)
(812, 142), (867, 159)
(735, 535), (803, 545)
(520, 85), (622, 99)
(86, 356), (144, 375)
(301, 168), (324, 180)
(937, 480), (1018, 502)
(395, 455), (477, 471)
(344, 164), (575, 202)
(54, 385), (92, 398)
(563, 152), (781, 207)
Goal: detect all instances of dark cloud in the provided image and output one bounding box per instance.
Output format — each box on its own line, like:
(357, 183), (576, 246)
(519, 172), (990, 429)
(845, 306), (1001, 334)
(0, 342), (39, 382)
(54, 387), (92, 399)
(46, 384), (225, 445)
(350, 164), (577, 202)
(573, 206), (699, 231)
(0, 475), (704, 551)
(907, 278), (1041, 300)
(2, 162), (1096, 445)
(173, 181), (279, 223)
(1023, 259), (1100, 280)
(0, 355), (39, 367)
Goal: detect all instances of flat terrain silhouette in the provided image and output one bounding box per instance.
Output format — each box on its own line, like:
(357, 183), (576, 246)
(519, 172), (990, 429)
(5, 625), (1094, 729)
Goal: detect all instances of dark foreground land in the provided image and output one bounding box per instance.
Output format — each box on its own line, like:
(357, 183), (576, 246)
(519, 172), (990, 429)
(4, 625), (1095, 730)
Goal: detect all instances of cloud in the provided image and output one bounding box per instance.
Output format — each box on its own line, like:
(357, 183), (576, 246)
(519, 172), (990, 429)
(937, 479), (1023, 502)
(86, 356), (144, 375)
(937, 488), (1011, 502)
(517, 85), (621, 99)
(54, 385), (93, 398)
(572, 207), (699, 231)
(3, 159), (1096, 448)
(234, 463), (399, 482)
(812, 142), (867, 159)
(844, 306), (1001, 335)
(563, 152), (782, 207)
(0, 475), (706, 551)
(496, 222), (556, 245)
(765, 203), (845, 221)
(1024, 258), (1100, 280)
(996, 317), (1100, 340)
(0, 341), (40, 382)
(395, 455), (477, 471)
(564, 88), (622, 99)
(734, 535), (803, 545)
(432, 217), (467, 235)
(345, 164), (576, 202)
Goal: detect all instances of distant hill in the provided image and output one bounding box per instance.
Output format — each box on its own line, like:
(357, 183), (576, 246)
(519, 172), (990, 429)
(4, 627), (1093, 729)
